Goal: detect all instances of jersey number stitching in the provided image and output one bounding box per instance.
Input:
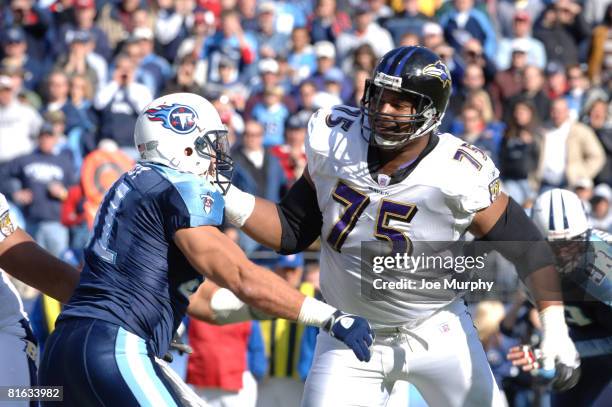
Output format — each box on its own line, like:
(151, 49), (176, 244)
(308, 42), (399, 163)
(92, 181), (131, 264)
(327, 181), (418, 253)
(453, 143), (487, 170)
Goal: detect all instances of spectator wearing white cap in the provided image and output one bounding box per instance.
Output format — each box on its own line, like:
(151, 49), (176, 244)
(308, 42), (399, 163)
(307, 41), (353, 103)
(490, 39), (530, 120)
(0, 75), (41, 167)
(421, 22), (445, 49)
(124, 27), (172, 97)
(590, 184), (612, 233)
(572, 177), (594, 214)
(335, 3), (393, 61)
(383, 0), (430, 45)
(244, 58), (296, 120)
(495, 10), (547, 71)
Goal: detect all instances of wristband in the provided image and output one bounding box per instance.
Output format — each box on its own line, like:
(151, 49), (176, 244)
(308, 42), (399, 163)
(539, 305), (568, 336)
(224, 185), (256, 227)
(297, 296), (337, 328)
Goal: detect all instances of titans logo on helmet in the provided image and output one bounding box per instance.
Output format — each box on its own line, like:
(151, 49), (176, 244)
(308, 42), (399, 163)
(422, 61), (451, 89)
(145, 103), (198, 134)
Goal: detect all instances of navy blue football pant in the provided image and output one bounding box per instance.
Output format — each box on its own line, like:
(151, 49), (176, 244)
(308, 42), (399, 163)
(38, 317), (184, 406)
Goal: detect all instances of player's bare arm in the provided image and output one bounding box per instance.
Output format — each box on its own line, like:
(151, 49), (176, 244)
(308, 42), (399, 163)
(0, 195), (80, 303)
(469, 191), (578, 377)
(175, 224), (374, 362)
(224, 164), (322, 254)
(175, 225), (305, 320)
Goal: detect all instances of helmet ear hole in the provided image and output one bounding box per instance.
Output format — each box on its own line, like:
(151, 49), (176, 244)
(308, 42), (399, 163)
(184, 147), (193, 156)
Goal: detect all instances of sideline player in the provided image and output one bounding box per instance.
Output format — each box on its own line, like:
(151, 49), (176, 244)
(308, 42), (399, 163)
(37, 93), (374, 406)
(0, 193), (80, 404)
(215, 47), (578, 406)
(508, 189), (611, 406)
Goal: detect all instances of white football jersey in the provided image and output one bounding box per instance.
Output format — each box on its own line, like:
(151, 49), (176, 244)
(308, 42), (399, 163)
(306, 106), (500, 328)
(0, 193), (28, 332)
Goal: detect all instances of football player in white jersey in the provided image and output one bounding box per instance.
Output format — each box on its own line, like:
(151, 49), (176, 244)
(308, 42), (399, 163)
(208, 46), (578, 406)
(0, 192), (80, 403)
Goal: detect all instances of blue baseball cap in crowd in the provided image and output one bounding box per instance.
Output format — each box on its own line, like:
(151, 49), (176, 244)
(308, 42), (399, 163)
(3, 27), (25, 45)
(276, 253), (304, 269)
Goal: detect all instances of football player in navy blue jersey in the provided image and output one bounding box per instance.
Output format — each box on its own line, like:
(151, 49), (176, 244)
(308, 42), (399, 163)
(509, 189), (611, 406)
(38, 93), (375, 406)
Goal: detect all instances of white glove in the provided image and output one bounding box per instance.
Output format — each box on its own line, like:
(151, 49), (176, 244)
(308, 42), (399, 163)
(539, 305), (580, 372)
(0, 193), (16, 242)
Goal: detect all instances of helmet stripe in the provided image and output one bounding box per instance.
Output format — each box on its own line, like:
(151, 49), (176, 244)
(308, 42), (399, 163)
(560, 194), (570, 229)
(393, 47), (419, 76)
(381, 48), (404, 75)
(549, 194), (555, 231)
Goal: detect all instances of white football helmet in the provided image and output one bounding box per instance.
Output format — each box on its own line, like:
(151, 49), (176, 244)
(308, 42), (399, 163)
(134, 93), (233, 192)
(531, 188), (589, 240)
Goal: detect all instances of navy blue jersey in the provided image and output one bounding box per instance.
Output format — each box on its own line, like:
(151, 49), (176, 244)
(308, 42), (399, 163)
(60, 163), (224, 357)
(561, 230), (612, 355)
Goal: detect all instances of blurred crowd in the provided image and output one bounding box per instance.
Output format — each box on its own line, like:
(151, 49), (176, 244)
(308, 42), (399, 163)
(0, 0), (611, 406)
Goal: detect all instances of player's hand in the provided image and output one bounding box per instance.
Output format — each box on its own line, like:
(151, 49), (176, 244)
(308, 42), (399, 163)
(507, 345), (581, 391)
(323, 310), (374, 362)
(538, 306), (580, 376)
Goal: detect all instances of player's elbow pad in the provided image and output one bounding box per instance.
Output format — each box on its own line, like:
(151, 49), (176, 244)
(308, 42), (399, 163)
(277, 176), (323, 255)
(478, 197), (555, 279)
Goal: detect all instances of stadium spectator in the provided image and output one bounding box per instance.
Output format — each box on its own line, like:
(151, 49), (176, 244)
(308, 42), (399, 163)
(456, 104), (502, 165)
(590, 184), (612, 232)
(508, 65), (550, 123)
(584, 98), (612, 186)
(56, 0), (111, 61)
(124, 28), (170, 97)
(545, 62), (569, 101)
(94, 54), (153, 155)
(438, 0), (497, 61)
(0, 74), (41, 167)
(495, 10), (547, 71)
(161, 55), (205, 96)
(383, 0), (430, 45)
(245, 58), (296, 120)
(564, 64), (590, 120)
(307, 0), (351, 44)
(287, 27), (317, 86)
(534, 3), (580, 67)
(270, 112), (309, 184)
(296, 80), (317, 113)
(420, 21), (444, 49)
(54, 30), (101, 92)
(254, 2), (289, 59)
(96, 0), (144, 52)
(367, 0), (393, 23)
(202, 9), (257, 83)
(238, 0), (259, 32)
(250, 85), (290, 147)
(4, 122), (75, 257)
(346, 68), (369, 108)
(42, 70), (83, 134)
(490, 39), (530, 120)
(308, 41), (352, 103)
(538, 97), (605, 190)
(499, 100), (542, 206)
(335, 3), (394, 60)
(4, 0), (53, 63)
(1, 26), (46, 92)
(496, 0), (545, 39)
(448, 63), (486, 118)
(1, 63), (42, 109)
(231, 121), (286, 253)
(206, 56), (249, 111)
(587, 3), (612, 86)
(583, 0), (612, 26)
(187, 320), (261, 407)
(340, 43), (376, 78)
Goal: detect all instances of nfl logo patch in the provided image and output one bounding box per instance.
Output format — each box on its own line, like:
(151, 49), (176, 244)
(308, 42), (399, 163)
(201, 193), (214, 214)
(377, 174), (391, 187)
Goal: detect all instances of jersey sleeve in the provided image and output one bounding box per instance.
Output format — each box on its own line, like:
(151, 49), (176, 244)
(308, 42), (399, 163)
(443, 142), (501, 215)
(0, 193), (16, 243)
(152, 165), (225, 236)
(305, 107), (332, 176)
